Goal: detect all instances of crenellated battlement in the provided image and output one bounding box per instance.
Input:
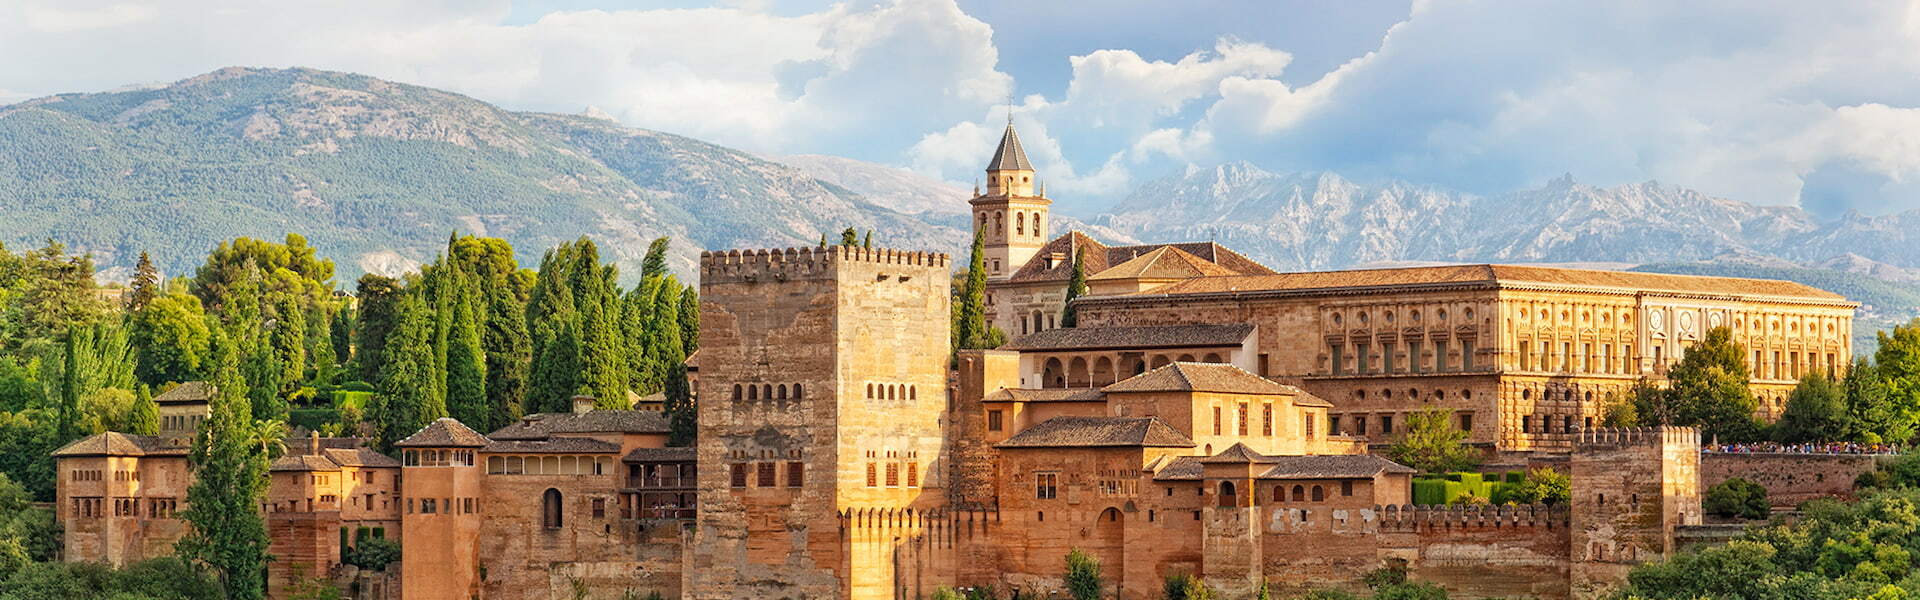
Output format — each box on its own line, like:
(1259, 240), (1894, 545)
(698, 246), (952, 284)
(1373, 502), (1569, 532)
(1574, 426), (1699, 449)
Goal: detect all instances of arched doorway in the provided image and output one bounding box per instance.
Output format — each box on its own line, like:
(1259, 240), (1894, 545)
(1219, 481), (1238, 507)
(1067, 357), (1090, 387)
(1043, 358), (1065, 388)
(1094, 507), (1126, 597)
(1091, 357), (1115, 386)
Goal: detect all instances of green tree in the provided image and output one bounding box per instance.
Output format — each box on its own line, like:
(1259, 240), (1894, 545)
(1703, 477), (1769, 520)
(1628, 377), (1678, 427)
(371, 292), (443, 450)
(863, 230), (873, 249)
(1060, 248), (1088, 328)
(527, 247), (581, 414)
(1600, 388), (1640, 427)
(352, 274), (404, 383)
(450, 235), (531, 430)
(1668, 327), (1759, 442)
(1063, 548), (1102, 600)
(1506, 467), (1571, 505)
(952, 227), (991, 354)
(442, 269), (489, 429)
(1846, 358), (1907, 444)
(840, 228), (859, 247)
(1776, 371), (1851, 443)
(1871, 319), (1920, 444)
(17, 241), (106, 341)
(132, 292), (212, 387)
(126, 385), (159, 435)
(177, 327), (280, 600)
(1386, 406), (1480, 473)
(678, 286), (700, 356)
(1163, 572), (1213, 600)
(128, 251), (160, 312)
(664, 360), (696, 447)
(570, 240), (627, 407)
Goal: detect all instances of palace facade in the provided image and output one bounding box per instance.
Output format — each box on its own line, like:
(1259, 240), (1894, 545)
(50, 123), (1856, 599)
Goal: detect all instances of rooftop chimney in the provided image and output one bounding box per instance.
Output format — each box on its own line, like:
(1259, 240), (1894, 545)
(309, 431), (320, 456)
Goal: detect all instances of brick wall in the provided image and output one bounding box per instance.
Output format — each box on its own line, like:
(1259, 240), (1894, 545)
(1699, 453), (1885, 509)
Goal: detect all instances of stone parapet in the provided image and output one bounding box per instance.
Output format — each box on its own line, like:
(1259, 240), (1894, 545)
(1374, 503), (1569, 532)
(1574, 426), (1699, 449)
(699, 246), (951, 284)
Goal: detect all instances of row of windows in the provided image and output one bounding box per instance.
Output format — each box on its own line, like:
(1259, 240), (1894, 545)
(864, 462), (919, 488)
(732, 383), (803, 401)
(161, 415), (205, 432)
(1354, 388), (1474, 402)
(1331, 307), (1474, 327)
(1214, 481), (1357, 506)
(1329, 340), (1476, 376)
(406, 496), (479, 515)
(730, 462), (805, 488)
(1331, 412), (1472, 437)
(865, 383), (918, 401)
(485, 455), (612, 476)
(403, 449), (475, 467)
(70, 470), (103, 482)
(114, 470), (139, 482)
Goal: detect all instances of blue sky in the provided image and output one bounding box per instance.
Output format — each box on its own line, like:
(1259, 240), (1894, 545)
(4, 1), (1920, 216)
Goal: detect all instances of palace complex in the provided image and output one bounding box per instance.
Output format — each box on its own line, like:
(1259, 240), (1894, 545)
(53, 124), (1863, 599)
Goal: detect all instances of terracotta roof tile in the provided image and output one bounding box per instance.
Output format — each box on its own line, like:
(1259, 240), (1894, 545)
(1133, 264), (1845, 301)
(982, 388), (1106, 403)
(1006, 234), (1276, 284)
(487, 410), (671, 440)
(1103, 362), (1291, 395)
(997, 416), (1195, 448)
(1199, 442), (1282, 464)
(154, 381), (215, 405)
(52, 432), (186, 457)
(1091, 247), (1240, 281)
(270, 454), (339, 472)
(394, 418), (490, 448)
(1003, 324), (1254, 352)
(1255, 455), (1417, 479)
(623, 447), (698, 462)
(323, 447), (400, 468)
(482, 438), (622, 454)
(1152, 456), (1205, 481)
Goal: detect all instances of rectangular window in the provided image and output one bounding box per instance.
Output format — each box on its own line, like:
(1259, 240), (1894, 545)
(1305, 414), (1316, 439)
(1382, 342), (1396, 373)
(1330, 344), (1345, 375)
(1261, 404), (1273, 436)
(787, 462), (804, 488)
(1581, 343), (1591, 372)
(1561, 342), (1572, 371)
(757, 462), (776, 487)
(1380, 415), (1393, 435)
(906, 463), (919, 487)
(987, 410), (1004, 432)
(1330, 416), (1342, 436)
(1435, 340), (1449, 372)
(1237, 403), (1249, 436)
(1522, 416), (1533, 433)
(1356, 343), (1371, 373)
(421, 498), (436, 514)
(1409, 340), (1424, 373)
(1602, 344), (1613, 374)
(1459, 412), (1473, 432)
(1341, 481), (1354, 496)
(591, 498), (605, 519)
(885, 463), (899, 487)
(1259, 353), (1271, 376)
(730, 463), (748, 488)
(866, 463), (877, 487)
(1035, 472), (1058, 499)
(1353, 416), (1367, 436)
(1212, 406), (1222, 436)
(1462, 340), (1475, 370)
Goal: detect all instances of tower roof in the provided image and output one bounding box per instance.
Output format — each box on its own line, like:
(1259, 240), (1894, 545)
(986, 122), (1033, 171)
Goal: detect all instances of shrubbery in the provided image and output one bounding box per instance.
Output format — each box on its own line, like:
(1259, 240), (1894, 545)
(344, 536), (401, 571)
(1703, 477), (1769, 520)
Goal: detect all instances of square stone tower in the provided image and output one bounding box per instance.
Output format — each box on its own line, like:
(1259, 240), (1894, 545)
(690, 246), (952, 600)
(1568, 426), (1701, 598)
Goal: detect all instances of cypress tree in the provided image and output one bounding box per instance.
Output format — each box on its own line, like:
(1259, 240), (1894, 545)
(623, 283), (662, 395)
(953, 226), (989, 352)
(482, 283), (531, 430)
(353, 274), (404, 383)
(640, 238), (670, 281)
(526, 249), (582, 414)
(1060, 248), (1088, 328)
(570, 240), (626, 408)
(178, 327), (277, 600)
(128, 251), (160, 311)
(678, 286), (700, 356)
(57, 328), (80, 442)
(445, 268), (489, 428)
(664, 360), (696, 447)
(330, 303), (354, 367)
(818, 234), (828, 247)
(268, 293), (307, 394)
(127, 384), (159, 435)
(373, 292), (443, 450)
(863, 230), (873, 249)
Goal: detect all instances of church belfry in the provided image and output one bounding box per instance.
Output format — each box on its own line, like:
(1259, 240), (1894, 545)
(969, 122), (1051, 278)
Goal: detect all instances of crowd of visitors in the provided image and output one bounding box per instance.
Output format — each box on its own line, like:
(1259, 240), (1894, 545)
(1702, 441), (1900, 455)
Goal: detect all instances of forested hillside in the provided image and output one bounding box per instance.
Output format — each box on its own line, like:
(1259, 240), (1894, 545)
(0, 67), (962, 282)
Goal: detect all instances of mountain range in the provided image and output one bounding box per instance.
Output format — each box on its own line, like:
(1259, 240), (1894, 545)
(3, 66), (1918, 344)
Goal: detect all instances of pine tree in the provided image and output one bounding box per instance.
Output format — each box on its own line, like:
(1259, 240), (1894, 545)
(177, 327), (278, 600)
(841, 228), (860, 247)
(128, 252), (160, 311)
(127, 384), (159, 435)
(1060, 248), (1088, 328)
(373, 292), (443, 450)
(444, 269), (489, 429)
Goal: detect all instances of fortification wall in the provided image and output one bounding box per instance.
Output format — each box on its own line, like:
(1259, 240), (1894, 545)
(267, 511), (342, 599)
(1699, 453), (1885, 508)
(541, 522), (688, 599)
(1380, 504), (1572, 599)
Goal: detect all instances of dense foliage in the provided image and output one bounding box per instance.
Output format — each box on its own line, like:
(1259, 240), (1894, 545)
(1387, 407), (1480, 474)
(1703, 477), (1770, 520)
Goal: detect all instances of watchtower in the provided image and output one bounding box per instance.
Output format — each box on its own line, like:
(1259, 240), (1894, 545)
(689, 246), (953, 600)
(1568, 426), (1701, 598)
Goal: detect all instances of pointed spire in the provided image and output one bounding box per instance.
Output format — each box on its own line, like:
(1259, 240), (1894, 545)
(986, 121), (1033, 172)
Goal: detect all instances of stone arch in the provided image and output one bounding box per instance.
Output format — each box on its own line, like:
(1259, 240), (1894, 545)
(1292, 485), (1305, 502)
(1176, 354), (1196, 362)
(1122, 355), (1146, 377)
(748, 385), (758, 400)
(1151, 355), (1171, 369)
(1043, 358), (1066, 388)
(1068, 357), (1090, 387)
(866, 384), (874, 399)
(733, 384), (742, 400)
(1091, 356), (1116, 386)
(762, 384), (773, 400)
(777, 384), (788, 400)
(909, 386), (917, 400)
(1202, 352), (1224, 363)
(994, 211), (1004, 236)
(1312, 485), (1325, 501)
(1218, 481), (1237, 507)
(1016, 212), (1025, 236)
(793, 384), (803, 399)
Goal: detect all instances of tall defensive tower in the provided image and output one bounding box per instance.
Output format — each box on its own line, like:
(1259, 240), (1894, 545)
(689, 246), (953, 600)
(968, 122), (1051, 279)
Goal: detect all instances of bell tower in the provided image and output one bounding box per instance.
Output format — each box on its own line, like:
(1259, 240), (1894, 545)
(968, 121), (1051, 279)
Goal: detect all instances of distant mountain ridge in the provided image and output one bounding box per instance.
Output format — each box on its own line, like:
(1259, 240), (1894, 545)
(0, 66), (962, 281)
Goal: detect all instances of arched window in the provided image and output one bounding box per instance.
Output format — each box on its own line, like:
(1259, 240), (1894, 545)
(867, 384), (874, 399)
(1043, 358), (1066, 388)
(1311, 486), (1325, 501)
(762, 384), (773, 400)
(1292, 485), (1305, 501)
(748, 385), (758, 400)
(1274, 487), (1285, 502)
(542, 488), (563, 529)
(909, 386), (917, 400)
(732, 384), (742, 400)
(995, 211), (1004, 235)
(1218, 481), (1237, 507)
(777, 384), (788, 400)
(793, 384), (803, 399)
(1202, 353), (1223, 363)
(1016, 212), (1025, 236)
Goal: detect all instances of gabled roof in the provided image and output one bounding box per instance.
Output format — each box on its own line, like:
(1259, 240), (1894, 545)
(1103, 362), (1294, 395)
(483, 438), (622, 454)
(487, 410), (671, 440)
(1004, 232), (1276, 284)
(323, 447), (401, 468)
(1152, 456), (1205, 481)
(270, 454), (340, 472)
(154, 381), (215, 405)
(1003, 324), (1255, 352)
(1256, 455), (1417, 480)
(1199, 442), (1282, 464)
(394, 418), (489, 448)
(1134, 264), (1847, 302)
(982, 388), (1105, 403)
(986, 122), (1033, 171)
(623, 447), (698, 462)
(53, 432), (186, 457)
(1091, 246), (1240, 281)
(997, 416), (1195, 449)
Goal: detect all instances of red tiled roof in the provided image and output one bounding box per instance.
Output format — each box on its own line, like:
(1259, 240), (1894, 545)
(1134, 264), (1846, 301)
